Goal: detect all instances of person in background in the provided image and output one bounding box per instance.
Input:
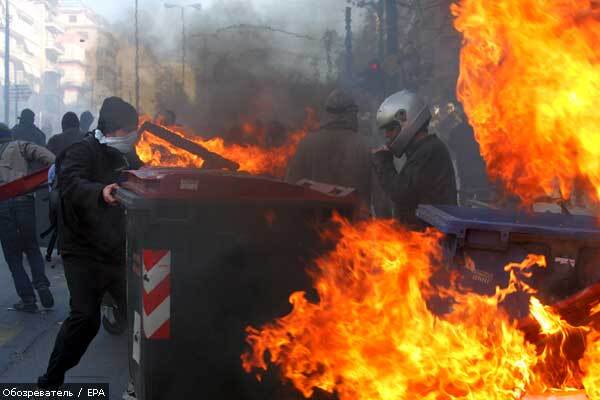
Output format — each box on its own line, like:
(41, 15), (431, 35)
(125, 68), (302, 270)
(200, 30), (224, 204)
(38, 97), (143, 389)
(12, 109), (47, 146)
(372, 90), (457, 229)
(0, 123), (55, 312)
(79, 111), (94, 134)
(286, 89), (372, 211)
(155, 109), (176, 126)
(47, 112), (85, 156)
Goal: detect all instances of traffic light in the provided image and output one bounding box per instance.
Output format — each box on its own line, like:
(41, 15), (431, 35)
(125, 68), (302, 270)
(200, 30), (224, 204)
(357, 60), (385, 96)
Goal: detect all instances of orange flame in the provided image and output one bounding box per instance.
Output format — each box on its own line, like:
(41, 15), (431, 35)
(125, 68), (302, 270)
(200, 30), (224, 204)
(241, 217), (600, 399)
(135, 111), (316, 176)
(582, 332), (600, 398)
(452, 0), (600, 204)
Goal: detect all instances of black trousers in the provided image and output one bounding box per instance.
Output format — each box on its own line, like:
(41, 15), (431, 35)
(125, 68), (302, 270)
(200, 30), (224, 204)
(44, 256), (126, 383)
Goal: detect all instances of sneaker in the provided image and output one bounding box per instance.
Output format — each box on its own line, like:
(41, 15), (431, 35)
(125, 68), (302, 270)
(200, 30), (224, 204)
(37, 287), (54, 309)
(13, 300), (38, 313)
(37, 374), (63, 390)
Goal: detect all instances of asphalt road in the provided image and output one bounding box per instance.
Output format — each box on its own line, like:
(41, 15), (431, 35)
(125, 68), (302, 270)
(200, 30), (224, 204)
(0, 248), (129, 399)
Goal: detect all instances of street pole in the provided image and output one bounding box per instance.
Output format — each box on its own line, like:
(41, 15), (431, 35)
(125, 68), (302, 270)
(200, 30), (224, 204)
(135, 0), (140, 111)
(165, 3), (200, 87)
(181, 7), (185, 86)
(377, 0), (384, 62)
(4, 0), (9, 125)
(345, 6), (353, 83)
(385, 0), (398, 56)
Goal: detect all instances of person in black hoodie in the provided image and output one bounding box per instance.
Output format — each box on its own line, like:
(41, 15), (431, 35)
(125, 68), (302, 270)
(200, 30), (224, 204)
(38, 97), (143, 389)
(79, 111), (94, 134)
(12, 109), (46, 146)
(47, 112), (85, 156)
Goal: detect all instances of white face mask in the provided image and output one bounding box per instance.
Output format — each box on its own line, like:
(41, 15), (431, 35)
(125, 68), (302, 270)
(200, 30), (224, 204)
(95, 129), (139, 154)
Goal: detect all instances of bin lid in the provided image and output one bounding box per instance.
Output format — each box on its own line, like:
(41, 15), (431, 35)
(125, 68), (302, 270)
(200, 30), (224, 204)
(417, 205), (600, 241)
(119, 167), (358, 206)
(0, 167), (49, 202)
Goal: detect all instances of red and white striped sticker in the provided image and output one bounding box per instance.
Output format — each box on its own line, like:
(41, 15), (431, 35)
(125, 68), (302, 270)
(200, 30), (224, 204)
(142, 249), (171, 340)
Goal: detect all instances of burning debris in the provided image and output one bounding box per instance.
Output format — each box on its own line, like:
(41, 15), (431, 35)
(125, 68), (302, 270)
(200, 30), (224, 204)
(135, 109), (318, 177)
(235, 1), (600, 397)
(138, 121), (240, 171)
(452, 0), (600, 205)
(241, 217), (600, 399)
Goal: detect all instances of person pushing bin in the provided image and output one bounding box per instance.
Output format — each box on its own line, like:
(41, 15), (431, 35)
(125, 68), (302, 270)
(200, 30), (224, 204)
(38, 97), (143, 389)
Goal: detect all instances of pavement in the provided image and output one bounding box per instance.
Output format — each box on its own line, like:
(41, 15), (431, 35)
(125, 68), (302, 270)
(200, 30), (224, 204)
(0, 247), (129, 399)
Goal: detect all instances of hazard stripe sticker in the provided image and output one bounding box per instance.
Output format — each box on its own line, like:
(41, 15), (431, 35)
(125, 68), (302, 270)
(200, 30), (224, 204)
(142, 249), (171, 340)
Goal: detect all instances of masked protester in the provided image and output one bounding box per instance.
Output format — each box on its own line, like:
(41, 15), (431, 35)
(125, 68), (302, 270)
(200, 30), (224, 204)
(12, 109), (47, 146)
(47, 112), (85, 156)
(372, 90), (457, 229)
(286, 89), (372, 212)
(38, 97), (143, 389)
(79, 111), (95, 134)
(0, 123), (55, 312)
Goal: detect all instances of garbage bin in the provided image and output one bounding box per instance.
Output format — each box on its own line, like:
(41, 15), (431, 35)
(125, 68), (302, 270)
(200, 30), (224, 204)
(417, 205), (600, 315)
(116, 168), (357, 400)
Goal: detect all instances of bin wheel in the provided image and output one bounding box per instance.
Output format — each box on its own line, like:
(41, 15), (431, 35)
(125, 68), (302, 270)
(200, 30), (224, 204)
(101, 295), (126, 335)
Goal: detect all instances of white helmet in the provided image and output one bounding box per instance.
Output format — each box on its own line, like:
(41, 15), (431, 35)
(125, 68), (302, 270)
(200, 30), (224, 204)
(376, 90), (431, 157)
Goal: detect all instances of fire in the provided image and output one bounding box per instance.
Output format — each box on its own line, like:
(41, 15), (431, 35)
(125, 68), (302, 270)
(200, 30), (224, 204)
(241, 217), (600, 399)
(452, 0), (600, 204)
(136, 111), (316, 176)
(582, 332), (600, 398)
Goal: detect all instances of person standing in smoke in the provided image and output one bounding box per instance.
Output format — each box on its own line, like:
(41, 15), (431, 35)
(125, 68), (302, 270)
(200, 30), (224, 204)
(47, 112), (85, 156)
(155, 109), (177, 126)
(79, 111), (95, 134)
(38, 97), (143, 389)
(0, 123), (55, 312)
(372, 90), (457, 229)
(12, 109), (47, 146)
(286, 89), (372, 211)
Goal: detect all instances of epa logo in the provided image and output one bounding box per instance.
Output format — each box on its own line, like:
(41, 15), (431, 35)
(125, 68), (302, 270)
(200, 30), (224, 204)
(88, 388), (107, 397)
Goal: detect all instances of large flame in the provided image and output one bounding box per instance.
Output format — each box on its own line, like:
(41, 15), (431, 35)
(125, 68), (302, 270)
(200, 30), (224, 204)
(136, 111), (316, 176)
(241, 217), (600, 399)
(452, 0), (600, 204)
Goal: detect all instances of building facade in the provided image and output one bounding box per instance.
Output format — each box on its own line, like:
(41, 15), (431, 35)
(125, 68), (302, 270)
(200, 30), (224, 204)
(0, 0), (118, 133)
(57, 0), (118, 115)
(0, 0), (64, 130)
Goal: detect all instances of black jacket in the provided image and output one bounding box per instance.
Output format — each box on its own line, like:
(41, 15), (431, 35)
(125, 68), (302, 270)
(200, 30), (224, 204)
(56, 135), (143, 265)
(47, 128), (86, 156)
(285, 118), (372, 205)
(12, 123), (46, 146)
(372, 134), (457, 229)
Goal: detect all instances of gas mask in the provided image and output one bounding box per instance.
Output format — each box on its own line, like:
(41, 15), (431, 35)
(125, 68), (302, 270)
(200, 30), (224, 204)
(95, 129), (139, 154)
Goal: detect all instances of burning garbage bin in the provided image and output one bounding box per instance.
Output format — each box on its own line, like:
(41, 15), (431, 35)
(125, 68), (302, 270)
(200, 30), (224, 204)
(116, 168), (357, 400)
(417, 205), (600, 317)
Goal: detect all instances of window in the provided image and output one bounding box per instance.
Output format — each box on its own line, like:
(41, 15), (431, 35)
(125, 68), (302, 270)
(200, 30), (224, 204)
(79, 32), (89, 40)
(69, 15), (77, 23)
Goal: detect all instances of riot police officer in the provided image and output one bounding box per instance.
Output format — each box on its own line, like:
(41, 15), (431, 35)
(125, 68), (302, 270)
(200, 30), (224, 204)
(372, 90), (457, 229)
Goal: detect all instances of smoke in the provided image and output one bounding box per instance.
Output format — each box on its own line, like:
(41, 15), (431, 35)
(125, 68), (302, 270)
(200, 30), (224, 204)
(98, 0), (358, 138)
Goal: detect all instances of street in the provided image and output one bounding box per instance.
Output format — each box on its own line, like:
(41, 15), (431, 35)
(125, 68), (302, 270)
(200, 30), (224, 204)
(0, 248), (128, 399)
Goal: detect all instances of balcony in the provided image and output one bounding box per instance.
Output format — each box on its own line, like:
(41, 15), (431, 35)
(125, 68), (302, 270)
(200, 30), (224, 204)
(61, 76), (85, 88)
(46, 42), (65, 58)
(44, 65), (63, 76)
(45, 20), (65, 35)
